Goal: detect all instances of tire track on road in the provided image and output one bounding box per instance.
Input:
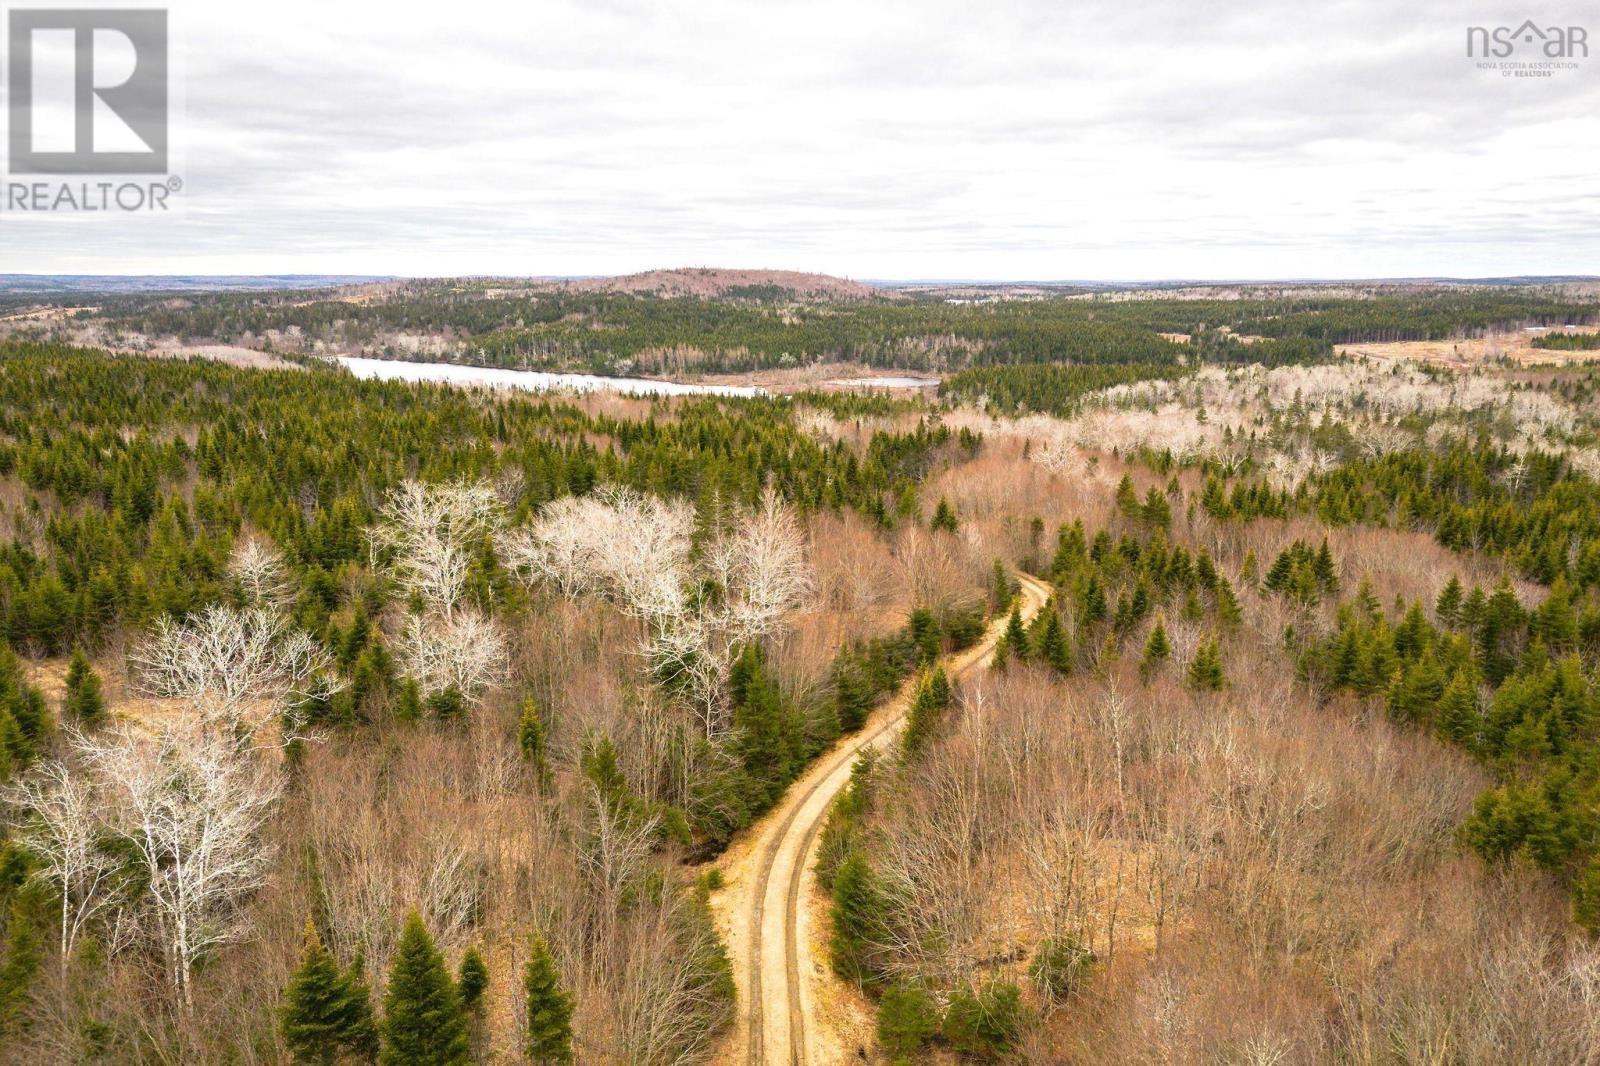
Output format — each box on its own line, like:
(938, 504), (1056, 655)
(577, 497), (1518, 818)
(743, 573), (1052, 1065)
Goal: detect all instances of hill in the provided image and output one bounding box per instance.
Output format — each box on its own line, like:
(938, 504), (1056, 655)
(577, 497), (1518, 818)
(551, 267), (882, 301)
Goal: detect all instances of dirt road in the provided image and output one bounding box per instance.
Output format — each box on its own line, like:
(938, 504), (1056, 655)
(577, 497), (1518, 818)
(716, 573), (1052, 1066)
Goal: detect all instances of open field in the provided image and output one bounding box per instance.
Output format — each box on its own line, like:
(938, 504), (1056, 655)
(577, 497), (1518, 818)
(1338, 324), (1600, 368)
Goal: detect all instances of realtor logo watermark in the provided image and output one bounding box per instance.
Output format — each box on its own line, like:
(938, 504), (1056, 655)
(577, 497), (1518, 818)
(1467, 20), (1589, 78)
(4, 7), (181, 213)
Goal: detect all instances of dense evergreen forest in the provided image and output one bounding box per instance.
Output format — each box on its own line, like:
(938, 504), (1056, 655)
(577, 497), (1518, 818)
(20, 281), (1595, 378)
(0, 341), (965, 654)
(1533, 331), (1600, 351)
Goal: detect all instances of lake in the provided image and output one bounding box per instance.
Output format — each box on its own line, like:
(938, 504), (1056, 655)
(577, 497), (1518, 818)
(335, 356), (765, 398)
(827, 376), (941, 388)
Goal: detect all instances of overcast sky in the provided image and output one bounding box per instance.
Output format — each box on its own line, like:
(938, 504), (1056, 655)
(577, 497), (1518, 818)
(3, 0), (1597, 280)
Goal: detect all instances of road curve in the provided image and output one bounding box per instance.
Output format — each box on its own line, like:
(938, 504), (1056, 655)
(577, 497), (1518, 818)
(741, 573), (1052, 1066)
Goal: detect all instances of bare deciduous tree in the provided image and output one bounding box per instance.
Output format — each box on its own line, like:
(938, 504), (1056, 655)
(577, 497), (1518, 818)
(225, 535), (295, 610)
(129, 604), (341, 729)
(4, 751), (120, 969)
(512, 487), (813, 738)
(77, 721), (283, 1013)
(508, 487), (694, 621)
(704, 489), (815, 644)
(368, 479), (503, 618)
(395, 609), (510, 699)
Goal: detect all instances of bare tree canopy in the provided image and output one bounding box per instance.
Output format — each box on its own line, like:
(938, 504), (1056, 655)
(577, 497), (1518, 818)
(368, 479), (504, 618)
(396, 610), (510, 699)
(510, 487), (813, 738)
(128, 604), (341, 729)
(225, 535), (296, 610)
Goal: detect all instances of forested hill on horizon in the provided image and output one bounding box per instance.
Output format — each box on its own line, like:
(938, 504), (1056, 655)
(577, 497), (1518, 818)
(5, 271), (1600, 383)
(6, 268), (1600, 297)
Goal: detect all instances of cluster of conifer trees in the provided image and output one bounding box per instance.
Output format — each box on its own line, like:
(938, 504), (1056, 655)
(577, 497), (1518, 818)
(0, 342), (960, 655)
(279, 912), (574, 1065)
(1533, 332), (1600, 351)
(1205, 440), (1600, 591)
(1295, 570), (1600, 927)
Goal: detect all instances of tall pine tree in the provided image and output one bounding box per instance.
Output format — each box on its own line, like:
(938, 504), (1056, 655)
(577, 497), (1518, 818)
(524, 934), (574, 1066)
(63, 648), (104, 724)
(280, 920), (378, 1065)
(381, 913), (470, 1066)
(1140, 618), (1170, 683)
(1034, 610), (1072, 675)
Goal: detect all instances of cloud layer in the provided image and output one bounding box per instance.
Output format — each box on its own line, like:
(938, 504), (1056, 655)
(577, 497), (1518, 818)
(3, 0), (1597, 279)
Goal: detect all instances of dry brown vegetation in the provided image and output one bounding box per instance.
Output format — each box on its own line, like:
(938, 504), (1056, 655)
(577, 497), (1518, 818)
(4, 498), (968, 1064)
(1337, 325), (1600, 369)
(868, 656), (1598, 1064)
(833, 442), (1595, 1064)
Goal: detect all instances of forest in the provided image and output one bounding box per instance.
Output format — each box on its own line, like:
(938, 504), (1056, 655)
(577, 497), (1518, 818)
(4, 282), (1600, 1064)
(12, 279), (1597, 379)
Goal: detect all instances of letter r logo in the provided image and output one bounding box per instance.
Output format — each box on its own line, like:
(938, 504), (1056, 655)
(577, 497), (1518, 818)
(7, 9), (167, 174)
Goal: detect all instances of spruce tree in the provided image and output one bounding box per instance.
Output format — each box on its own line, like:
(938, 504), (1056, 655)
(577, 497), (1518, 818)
(281, 921), (347, 1065)
(393, 679), (423, 724)
(1035, 610), (1071, 674)
(1141, 487), (1171, 529)
(1003, 605), (1028, 662)
(1115, 475), (1139, 519)
(523, 934), (574, 1066)
(909, 608), (942, 665)
(990, 559), (1012, 614)
(1240, 549), (1259, 588)
(1215, 580), (1244, 629)
(1313, 539), (1339, 596)
(1187, 638), (1226, 691)
(63, 648), (104, 724)
(833, 653), (873, 733)
(991, 631), (1011, 671)
(1140, 618), (1170, 683)
(830, 853), (886, 982)
(458, 947), (488, 1015)
(1436, 575), (1464, 628)
(341, 952), (379, 1064)
(930, 497), (959, 534)
(1387, 653), (1445, 726)
(381, 912), (470, 1066)
(458, 946), (488, 1056)
(1435, 670), (1478, 748)
(280, 921), (376, 1065)
(902, 668), (951, 759)
(877, 982), (940, 1059)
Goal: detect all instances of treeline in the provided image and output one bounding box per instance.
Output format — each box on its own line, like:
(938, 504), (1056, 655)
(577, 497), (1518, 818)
(1196, 439), (1600, 593)
(0, 342), (957, 654)
(66, 284), (1599, 379)
(469, 300), (1189, 375)
(1533, 332), (1600, 351)
(1096, 293), (1600, 344)
(938, 363), (1183, 416)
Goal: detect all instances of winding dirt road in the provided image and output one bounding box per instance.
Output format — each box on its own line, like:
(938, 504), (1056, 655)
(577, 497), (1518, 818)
(719, 573), (1052, 1066)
